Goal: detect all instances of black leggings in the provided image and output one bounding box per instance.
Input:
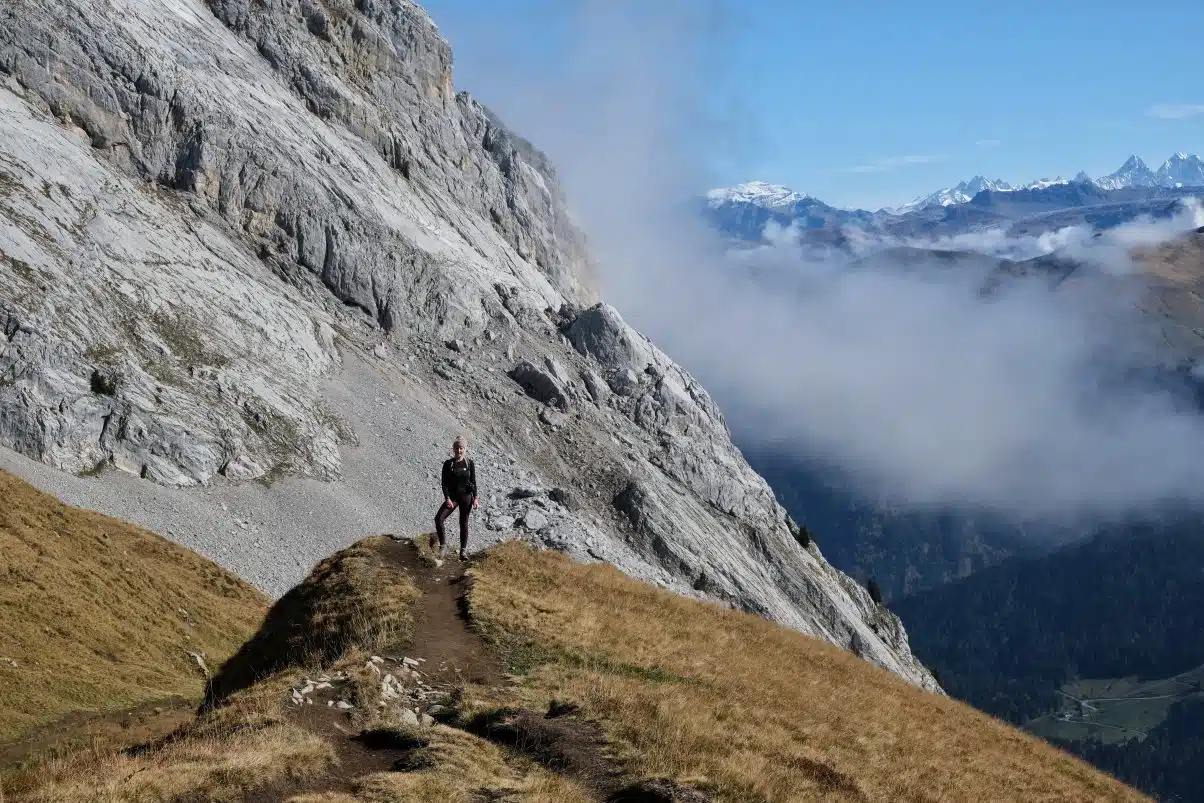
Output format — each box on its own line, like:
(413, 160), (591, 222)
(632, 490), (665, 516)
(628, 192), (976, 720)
(434, 493), (474, 551)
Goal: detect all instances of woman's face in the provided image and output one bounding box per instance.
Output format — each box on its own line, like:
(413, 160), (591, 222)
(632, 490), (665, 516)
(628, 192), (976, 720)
(453, 442), (465, 458)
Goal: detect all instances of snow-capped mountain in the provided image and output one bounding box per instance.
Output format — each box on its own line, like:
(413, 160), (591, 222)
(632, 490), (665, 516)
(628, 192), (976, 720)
(893, 176), (1079, 214)
(703, 180), (874, 241)
(1093, 155), (1158, 190)
(705, 180), (808, 209)
(704, 150), (1204, 242)
(893, 176), (1014, 214)
(889, 153), (1202, 214)
(1018, 176), (1071, 191)
(1156, 153), (1204, 188)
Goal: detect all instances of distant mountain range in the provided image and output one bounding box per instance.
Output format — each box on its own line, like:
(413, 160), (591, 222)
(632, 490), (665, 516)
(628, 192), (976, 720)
(895, 153), (1204, 213)
(705, 152), (1204, 242)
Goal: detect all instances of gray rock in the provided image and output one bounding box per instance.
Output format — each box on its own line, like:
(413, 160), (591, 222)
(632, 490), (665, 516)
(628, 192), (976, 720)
(0, 0), (938, 693)
(538, 408), (568, 428)
(487, 514), (515, 531)
(549, 487), (578, 511)
(566, 303), (652, 373)
(420, 713), (435, 727)
(520, 509), (549, 531)
(543, 354), (570, 384)
(581, 368), (611, 404)
(607, 368), (642, 397)
(401, 707), (420, 727)
(335, 701), (354, 710)
(508, 360), (569, 410)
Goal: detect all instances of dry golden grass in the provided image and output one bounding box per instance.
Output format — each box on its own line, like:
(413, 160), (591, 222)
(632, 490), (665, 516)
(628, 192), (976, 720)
(11, 722), (333, 802)
(344, 725), (592, 803)
(205, 535), (419, 705)
(466, 541), (1150, 803)
(0, 470), (268, 743)
(6, 674), (334, 802)
(5, 533), (427, 803)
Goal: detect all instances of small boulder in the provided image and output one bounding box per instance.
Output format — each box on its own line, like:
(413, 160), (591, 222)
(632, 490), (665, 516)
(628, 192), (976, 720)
(549, 487), (578, 511)
(508, 360), (569, 410)
(607, 368), (641, 397)
(544, 355), (570, 384)
(581, 368), (611, 403)
(520, 509), (549, 531)
(487, 515), (516, 532)
(539, 408), (568, 428)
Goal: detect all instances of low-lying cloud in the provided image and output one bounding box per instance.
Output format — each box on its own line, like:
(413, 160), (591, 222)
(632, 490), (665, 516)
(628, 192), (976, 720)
(446, 0), (1204, 522)
(882, 198), (1204, 272)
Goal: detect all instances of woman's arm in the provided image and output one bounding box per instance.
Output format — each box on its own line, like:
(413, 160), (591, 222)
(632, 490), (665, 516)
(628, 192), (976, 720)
(468, 458), (479, 509)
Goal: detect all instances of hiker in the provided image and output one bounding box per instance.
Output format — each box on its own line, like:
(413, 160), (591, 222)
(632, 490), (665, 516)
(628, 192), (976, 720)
(431, 435), (478, 560)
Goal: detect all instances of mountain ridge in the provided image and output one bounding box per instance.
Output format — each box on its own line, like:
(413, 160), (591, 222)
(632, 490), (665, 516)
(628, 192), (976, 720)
(710, 150), (1204, 223)
(0, 0), (938, 690)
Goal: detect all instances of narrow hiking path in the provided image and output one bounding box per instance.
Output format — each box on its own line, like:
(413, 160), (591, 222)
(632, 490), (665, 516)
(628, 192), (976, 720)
(378, 535), (504, 691)
(6, 536), (701, 802)
(244, 535), (507, 801)
(254, 537), (694, 803)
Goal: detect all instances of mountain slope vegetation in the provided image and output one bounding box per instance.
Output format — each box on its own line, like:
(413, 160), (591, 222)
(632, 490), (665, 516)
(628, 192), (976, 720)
(894, 521), (1204, 724)
(894, 521), (1204, 801)
(1, 482), (1150, 801)
(748, 451), (1047, 600)
(0, 469), (268, 745)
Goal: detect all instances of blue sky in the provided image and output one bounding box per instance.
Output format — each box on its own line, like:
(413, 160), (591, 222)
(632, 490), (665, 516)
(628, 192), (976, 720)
(423, 1), (1204, 211)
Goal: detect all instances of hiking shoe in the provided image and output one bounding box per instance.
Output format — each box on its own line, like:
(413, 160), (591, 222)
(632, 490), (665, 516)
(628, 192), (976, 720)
(458, 550), (468, 561)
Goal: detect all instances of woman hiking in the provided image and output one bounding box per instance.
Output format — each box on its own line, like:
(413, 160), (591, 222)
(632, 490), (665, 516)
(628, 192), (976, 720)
(431, 435), (478, 560)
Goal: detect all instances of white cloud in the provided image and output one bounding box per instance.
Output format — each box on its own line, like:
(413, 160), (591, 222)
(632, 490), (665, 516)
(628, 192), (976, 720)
(1146, 103), (1204, 120)
(838, 154), (938, 174)
(896, 197), (1204, 274)
(450, 0), (1204, 523)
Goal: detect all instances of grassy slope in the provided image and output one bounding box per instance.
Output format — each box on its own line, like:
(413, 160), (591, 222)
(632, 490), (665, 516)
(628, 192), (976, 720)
(0, 469), (269, 743)
(2, 495), (1149, 802)
(467, 542), (1149, 802)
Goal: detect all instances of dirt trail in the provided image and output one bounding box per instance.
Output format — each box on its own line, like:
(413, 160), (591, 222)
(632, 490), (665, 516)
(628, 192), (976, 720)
(6, 537), (700, 802)
(376, 535), (504, 690)
(248, 536), (506, 801)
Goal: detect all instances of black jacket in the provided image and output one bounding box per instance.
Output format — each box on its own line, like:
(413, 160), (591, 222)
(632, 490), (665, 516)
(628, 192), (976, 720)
(442, 457), (477, 499)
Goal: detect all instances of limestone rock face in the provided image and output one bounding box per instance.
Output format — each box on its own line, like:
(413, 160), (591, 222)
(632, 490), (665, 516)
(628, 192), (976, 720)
(0, 0), (939, 690)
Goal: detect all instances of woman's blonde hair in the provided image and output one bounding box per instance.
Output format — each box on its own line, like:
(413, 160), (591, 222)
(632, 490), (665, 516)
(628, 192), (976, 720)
(453, 435), (467, 450)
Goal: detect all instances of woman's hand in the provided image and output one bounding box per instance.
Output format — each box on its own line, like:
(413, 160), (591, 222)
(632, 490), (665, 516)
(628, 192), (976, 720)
(473, 497), (479, 510)
(445, 497), (454, 509)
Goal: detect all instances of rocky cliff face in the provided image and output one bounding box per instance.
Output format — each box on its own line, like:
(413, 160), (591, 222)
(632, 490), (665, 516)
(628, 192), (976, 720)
(0, 0), (939, 690)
